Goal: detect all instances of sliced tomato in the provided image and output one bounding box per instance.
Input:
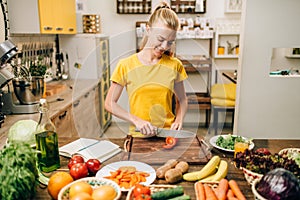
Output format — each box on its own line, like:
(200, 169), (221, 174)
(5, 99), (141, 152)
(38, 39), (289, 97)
(163, 137), (178, 149)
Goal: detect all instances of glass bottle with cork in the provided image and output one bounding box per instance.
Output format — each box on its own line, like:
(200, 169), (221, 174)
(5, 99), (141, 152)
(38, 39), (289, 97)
(35, 98), (60, 172)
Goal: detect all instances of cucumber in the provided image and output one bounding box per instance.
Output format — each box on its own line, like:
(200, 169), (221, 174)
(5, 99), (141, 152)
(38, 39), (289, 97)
(151, 186), (184, 200)
(168, 195), (191, 200)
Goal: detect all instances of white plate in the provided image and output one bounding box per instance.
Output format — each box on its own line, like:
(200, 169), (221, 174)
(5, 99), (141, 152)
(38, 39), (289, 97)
(96, 161), (156, 191)
(209, 135), (255, 153)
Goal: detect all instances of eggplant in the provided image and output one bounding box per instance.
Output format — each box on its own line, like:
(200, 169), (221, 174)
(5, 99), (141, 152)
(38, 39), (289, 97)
(256, 168), (300, 200)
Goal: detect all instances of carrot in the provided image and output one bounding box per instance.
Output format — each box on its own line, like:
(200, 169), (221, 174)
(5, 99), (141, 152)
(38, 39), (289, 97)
(215, 178), (229, 200)
(228, 180), (246, 200)
(204, 184), (218, 200)
(227, 189), (235, 198)
(228, 198), (239, 200)
(195, 182), (205, 200)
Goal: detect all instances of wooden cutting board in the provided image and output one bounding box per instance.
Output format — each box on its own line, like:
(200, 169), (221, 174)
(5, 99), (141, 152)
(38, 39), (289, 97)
(127, 136), (212, 165)
(45, 84), (67, 96)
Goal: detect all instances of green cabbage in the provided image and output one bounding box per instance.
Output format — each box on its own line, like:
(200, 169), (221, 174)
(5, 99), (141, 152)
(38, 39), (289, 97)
(8, 120), (38, 146)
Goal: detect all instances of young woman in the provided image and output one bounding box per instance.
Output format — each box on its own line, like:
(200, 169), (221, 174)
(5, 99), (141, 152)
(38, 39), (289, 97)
(105, 2), (188, 137)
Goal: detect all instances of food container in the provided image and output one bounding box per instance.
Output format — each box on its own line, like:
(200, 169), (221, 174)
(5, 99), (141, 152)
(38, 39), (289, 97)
(278, 148), (300, 157)
(251, 179), (267, 200)
(242, 167), (263, 185)
(58, 177), (121, 200)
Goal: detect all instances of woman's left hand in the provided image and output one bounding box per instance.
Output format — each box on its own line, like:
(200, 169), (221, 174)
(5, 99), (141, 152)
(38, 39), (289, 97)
(170, 122), (182, 130)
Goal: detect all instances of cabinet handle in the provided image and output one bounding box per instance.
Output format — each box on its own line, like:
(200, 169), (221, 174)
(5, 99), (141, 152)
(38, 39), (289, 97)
(56, 27), (63, 31)
(84, 92), (90, 98)
(68, 28), (74, 32)
(43, 26), (53, 31)
(73, 100), (80, 107)
(59, 111), (67, 119)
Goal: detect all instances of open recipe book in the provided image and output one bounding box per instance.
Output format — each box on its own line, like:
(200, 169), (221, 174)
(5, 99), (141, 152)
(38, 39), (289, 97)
(59, 138), (122, 162)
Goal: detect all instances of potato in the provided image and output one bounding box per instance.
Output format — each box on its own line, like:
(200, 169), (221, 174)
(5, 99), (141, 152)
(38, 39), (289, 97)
(165, 159), (178, 168)
(175, 161), (189, 174)
(165, 168), (182, 183)
(156, 164), (172, 178)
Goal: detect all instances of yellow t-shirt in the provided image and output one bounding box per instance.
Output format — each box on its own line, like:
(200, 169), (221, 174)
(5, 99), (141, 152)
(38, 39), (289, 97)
(111, 54), (188, 137)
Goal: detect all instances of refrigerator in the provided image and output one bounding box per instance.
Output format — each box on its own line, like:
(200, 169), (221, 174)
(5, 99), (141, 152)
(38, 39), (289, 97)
(60, 34), (111, 132)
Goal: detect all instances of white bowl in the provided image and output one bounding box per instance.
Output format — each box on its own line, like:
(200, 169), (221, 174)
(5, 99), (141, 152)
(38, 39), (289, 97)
(242, 167), (263, 185)
(58, 177), (121, 200)
(252, 179), (267, 200)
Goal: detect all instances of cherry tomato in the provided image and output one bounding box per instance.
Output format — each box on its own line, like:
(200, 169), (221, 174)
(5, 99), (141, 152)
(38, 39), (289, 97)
(133, 184), (151, 197)
(85, 159), (101, 175)
(163, 137), (178, 149)
(68, 155), (85, 169)
(70, 163), (89, 180)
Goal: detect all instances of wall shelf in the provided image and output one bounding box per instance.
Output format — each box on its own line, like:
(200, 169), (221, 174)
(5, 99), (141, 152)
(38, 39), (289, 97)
(170, 0), (206, 14)
(214, 32), (240, 58)
(117, 0), (151, 14)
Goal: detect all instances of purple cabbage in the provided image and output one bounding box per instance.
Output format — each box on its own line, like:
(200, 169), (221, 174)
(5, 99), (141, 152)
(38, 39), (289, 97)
(256, 168), (300, 200)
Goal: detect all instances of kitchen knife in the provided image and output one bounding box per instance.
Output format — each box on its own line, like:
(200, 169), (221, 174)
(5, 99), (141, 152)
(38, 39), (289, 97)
(135, 128), (196, 138)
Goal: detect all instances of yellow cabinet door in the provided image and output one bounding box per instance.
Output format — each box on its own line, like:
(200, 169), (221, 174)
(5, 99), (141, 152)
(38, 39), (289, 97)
(38, 0), (56, 34)
(38, 0), (76, 34)
(53, 0), (77, 34)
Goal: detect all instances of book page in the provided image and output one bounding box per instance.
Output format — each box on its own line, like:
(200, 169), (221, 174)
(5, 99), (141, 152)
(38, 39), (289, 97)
(77, 140), (121, 161)
(59, 138), (102, 157)
(59, 138), (121, 162)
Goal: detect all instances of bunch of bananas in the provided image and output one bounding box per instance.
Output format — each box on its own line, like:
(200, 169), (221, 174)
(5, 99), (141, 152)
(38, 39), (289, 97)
(183, 156), (228, 182)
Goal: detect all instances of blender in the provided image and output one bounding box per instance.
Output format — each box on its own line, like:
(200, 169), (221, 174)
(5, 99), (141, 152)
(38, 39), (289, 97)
(0, 40), (44, 115)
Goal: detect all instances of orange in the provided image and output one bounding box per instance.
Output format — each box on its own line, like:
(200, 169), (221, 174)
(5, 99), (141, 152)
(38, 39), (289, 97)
(47, 172), (74, 199)
(70, 192), (93, 200)
(69, 181), (93, 199)
(92, 185), (117, 200)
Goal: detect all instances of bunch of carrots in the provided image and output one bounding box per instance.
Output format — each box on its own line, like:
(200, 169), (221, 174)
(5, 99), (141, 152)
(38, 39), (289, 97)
(195, 179), (246, 200)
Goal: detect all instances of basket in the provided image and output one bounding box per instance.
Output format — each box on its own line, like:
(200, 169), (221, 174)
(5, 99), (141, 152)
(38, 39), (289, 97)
(195, 181), (219, 200)
(242, 167), (263, 185)
(58, 177), (121, 200)
(251, 179), (267, 200)
(126, 184), (182, 200)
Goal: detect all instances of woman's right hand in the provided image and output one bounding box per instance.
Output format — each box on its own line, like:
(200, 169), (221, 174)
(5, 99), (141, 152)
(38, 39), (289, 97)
(134, 119), (157, 136)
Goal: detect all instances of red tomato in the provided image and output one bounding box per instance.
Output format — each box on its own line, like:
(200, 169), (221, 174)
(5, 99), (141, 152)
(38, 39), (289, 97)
(255, 148), (271, 155)
(163, 137), (178, 149)
(70, 163), (89, 180)
(68, 155), (85, 169)
(133, 184), (151, 197)
(85, 159), (101, 175)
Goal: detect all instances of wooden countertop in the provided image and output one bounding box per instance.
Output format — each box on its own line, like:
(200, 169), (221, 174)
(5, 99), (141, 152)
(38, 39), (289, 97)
(33, 136), (300, 199)
(0, 79), (100, 149)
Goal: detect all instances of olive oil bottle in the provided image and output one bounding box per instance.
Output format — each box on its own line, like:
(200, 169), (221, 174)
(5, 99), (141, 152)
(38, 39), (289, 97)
(35, 98), (60, 172)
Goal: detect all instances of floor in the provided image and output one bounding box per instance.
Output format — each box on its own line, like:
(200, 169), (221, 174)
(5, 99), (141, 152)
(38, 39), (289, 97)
(102, 121), (233, 139)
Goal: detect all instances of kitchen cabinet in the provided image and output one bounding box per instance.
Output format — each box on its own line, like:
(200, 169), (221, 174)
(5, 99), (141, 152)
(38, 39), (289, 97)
(72, 84), (102, 138)
(51, 104), (76, 139)
(7, 0), (76, 34)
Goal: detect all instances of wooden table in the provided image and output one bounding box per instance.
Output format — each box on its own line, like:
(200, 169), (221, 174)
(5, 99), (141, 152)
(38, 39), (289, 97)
(34, 136), (300, 199)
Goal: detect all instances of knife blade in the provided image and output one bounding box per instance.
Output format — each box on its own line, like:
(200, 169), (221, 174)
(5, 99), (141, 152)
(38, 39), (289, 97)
(156, 128), (196, 138)
(135, 128), (195, 138)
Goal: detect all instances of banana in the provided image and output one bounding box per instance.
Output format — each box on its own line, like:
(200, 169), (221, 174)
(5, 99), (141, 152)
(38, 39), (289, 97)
(200, 159), (228, 182)
(183, 155), (221, 181)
